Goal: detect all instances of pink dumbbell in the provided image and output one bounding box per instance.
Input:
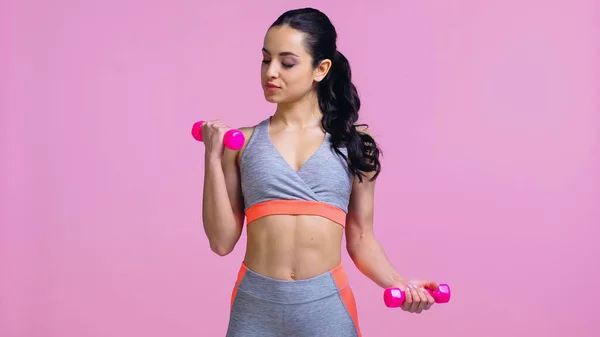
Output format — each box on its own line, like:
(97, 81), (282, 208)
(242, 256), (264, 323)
(191, 121), (245, 151)
(383, 284), (451, 308)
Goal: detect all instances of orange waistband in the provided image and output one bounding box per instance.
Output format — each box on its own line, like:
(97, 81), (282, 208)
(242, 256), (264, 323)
(245, 200), (347, 227)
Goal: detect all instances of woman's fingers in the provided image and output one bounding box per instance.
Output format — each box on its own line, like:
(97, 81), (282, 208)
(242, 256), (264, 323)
(411, 285), (425, 313)
(401, 285), (414, 312)
(402, 284), (421, 313)
(422, 287), (435, 310)
(416, 287), (431, 313)
(402, 283), (435, 314)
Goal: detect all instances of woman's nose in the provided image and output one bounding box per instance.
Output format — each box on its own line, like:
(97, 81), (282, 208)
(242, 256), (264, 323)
(265, 63), (279, 78)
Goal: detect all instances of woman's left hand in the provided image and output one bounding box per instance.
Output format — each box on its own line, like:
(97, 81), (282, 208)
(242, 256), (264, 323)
(399, 280), (439, 314)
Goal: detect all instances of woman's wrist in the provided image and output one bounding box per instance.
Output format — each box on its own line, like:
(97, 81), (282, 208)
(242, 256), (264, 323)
(204, 153), (223, 166)
(387, 273), (409, 289)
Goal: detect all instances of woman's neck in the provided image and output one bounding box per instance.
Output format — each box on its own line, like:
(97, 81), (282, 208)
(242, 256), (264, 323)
(272, 91), (322, 129)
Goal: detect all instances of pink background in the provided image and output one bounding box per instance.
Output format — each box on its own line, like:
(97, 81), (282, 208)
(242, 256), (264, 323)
(2, 0), (599, 336)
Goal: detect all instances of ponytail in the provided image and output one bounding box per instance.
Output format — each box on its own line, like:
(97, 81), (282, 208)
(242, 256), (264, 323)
(317, 50), (382, 182)
(269, 8), (382, 181)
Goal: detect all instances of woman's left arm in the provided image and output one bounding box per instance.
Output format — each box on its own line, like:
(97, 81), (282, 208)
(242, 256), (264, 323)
(345, 127), (438, 313)
(344, 169), (406, 289)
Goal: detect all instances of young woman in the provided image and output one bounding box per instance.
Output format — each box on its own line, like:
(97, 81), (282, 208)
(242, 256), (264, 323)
(201, 8), (440, 337)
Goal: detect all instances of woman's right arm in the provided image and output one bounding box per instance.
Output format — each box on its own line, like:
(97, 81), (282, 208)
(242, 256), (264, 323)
(201, 123), (249, 256)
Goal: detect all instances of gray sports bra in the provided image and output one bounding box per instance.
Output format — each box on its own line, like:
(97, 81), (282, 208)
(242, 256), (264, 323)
(239, 117), (353, 227)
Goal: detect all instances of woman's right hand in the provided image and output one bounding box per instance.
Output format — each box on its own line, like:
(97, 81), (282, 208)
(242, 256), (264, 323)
(201, 120), (233, 160)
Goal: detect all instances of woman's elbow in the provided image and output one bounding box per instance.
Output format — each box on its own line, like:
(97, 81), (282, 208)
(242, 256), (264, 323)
(345, 227), (375, 255)
(208, 235), (238, 257)
(345, 233), (365, 257)
(210, 241), (235, 256)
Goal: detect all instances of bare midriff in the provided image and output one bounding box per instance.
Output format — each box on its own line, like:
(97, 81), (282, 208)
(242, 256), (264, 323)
(243, 215), (344, 281)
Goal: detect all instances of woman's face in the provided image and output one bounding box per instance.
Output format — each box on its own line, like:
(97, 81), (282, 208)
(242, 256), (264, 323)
(260, 25), (329, 104)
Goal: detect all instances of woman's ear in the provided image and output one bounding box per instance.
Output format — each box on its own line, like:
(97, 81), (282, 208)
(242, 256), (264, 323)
(313, 59), (332, 82)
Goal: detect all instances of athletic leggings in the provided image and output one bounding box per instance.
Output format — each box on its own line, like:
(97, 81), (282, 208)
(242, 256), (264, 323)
(226, 262), (362, 337)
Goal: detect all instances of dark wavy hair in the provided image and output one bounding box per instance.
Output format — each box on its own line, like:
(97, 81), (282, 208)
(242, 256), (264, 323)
(271, 8), (382, 182)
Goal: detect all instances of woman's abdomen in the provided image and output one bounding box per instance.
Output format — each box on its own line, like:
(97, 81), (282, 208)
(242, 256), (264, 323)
(243, 214), (344, 280)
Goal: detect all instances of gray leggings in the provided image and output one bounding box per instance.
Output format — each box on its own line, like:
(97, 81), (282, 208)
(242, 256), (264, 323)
(226, 262), (362, 337)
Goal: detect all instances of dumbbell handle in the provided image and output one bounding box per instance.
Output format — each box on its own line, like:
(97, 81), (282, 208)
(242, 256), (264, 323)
(191, 121), (245, 151)
(383, 284), (451, 308)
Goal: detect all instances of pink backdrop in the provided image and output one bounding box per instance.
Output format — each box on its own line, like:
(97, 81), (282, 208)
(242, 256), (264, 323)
(2, 0), (599, 336)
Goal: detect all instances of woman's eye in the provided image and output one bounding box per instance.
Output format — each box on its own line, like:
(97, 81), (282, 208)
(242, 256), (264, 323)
(261, 59), (294, 68)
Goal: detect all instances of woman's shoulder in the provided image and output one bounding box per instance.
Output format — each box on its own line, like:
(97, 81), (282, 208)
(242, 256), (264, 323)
(233, 118), (270, 164)
(237, 116), (271, 139)
(238, 125), (256, 138)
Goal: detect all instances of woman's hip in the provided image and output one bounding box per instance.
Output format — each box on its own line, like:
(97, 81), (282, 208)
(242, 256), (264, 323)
(227, 262), (362, 337)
